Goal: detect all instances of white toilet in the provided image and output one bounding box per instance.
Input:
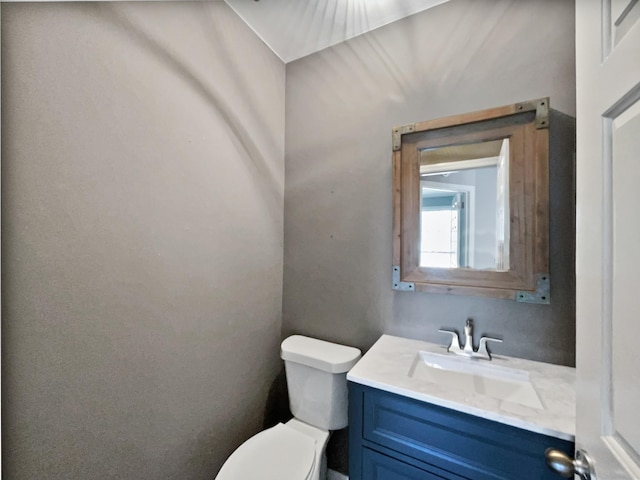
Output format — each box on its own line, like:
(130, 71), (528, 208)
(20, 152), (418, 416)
(215, 335), (361, 480)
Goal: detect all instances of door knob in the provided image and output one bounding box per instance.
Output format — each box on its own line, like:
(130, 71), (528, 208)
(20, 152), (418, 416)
(545, 448), (595, 480)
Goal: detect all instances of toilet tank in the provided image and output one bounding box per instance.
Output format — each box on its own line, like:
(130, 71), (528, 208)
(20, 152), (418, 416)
(281, 335), (361, 430)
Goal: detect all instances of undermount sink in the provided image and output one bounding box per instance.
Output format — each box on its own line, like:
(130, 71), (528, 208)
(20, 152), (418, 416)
(408, 350), (544, 409)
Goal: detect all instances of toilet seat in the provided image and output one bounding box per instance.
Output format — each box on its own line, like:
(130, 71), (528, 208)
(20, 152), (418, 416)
(215, 423), (317, 480)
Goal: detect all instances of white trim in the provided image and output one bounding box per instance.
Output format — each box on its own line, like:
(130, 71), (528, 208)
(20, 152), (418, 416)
(420, 156), (499, 175)
(603, 435), (640, 479)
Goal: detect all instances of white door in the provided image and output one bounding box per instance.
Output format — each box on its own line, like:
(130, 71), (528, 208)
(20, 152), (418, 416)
(575, 0), (640, 479)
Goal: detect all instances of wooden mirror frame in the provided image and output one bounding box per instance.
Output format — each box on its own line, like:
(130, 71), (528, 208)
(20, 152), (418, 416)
(392, 98), (550, 302)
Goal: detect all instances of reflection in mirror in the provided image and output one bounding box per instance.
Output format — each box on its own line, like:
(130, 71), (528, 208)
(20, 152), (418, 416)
(419, 139), (510, 271)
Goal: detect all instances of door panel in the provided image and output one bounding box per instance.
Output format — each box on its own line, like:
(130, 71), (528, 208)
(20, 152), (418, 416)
(611, 98), (640, 467)
(612, 0), (640, 47)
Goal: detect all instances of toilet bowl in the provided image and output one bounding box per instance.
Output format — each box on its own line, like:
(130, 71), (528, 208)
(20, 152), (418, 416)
(215, 419), (329, 480)
(215, 335), (361, 480)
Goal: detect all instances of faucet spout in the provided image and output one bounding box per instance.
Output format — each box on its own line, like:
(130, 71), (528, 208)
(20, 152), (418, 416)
(463, 318), (474, 354)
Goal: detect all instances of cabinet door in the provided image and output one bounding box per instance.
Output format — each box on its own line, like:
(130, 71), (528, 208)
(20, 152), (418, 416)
(350, 382), (574, 480)
(362, 448), (452, 480)
(362, 386), (573, 479)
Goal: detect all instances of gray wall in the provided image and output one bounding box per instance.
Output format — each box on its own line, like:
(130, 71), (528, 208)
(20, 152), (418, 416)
(283, 0), (576, 366)
(2, 0), (577, 478)
(1, 2), (285, 479)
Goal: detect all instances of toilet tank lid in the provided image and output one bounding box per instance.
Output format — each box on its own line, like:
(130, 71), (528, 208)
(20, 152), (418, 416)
(281, 335), (361, 373)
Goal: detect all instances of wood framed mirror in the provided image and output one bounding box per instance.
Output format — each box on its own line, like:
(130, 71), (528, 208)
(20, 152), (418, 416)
(392, 98), (550, 302)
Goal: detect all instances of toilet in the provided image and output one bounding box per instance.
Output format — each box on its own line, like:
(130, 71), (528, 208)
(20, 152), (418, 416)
(215, 335), (361, 480)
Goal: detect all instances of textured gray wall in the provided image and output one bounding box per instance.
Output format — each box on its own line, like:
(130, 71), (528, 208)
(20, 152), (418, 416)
(283, 0), (576, 366)
(1, 2), (285, 478)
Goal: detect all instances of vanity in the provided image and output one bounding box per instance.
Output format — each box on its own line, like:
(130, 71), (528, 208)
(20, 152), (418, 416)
(347, 335), (575, 480)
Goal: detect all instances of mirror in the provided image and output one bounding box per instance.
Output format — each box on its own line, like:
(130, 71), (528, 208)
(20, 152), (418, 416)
(392, 98), (550, 302)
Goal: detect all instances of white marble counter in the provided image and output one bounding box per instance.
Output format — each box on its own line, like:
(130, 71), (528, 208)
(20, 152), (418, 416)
(347, 334), (576, 441)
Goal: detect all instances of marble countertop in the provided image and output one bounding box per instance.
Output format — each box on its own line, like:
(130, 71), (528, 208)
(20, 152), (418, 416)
(347, 334), (576, 441)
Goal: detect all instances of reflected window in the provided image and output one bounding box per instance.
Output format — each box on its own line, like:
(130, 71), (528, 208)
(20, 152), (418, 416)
(420, 189), (466, 268)
(421, 203), (459, 268)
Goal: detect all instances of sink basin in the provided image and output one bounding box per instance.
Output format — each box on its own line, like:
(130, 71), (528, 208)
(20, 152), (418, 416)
(408, 350), (544, 409)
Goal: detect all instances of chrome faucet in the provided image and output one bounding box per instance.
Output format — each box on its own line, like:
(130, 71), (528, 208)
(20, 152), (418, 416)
(439, 319), (502, 360)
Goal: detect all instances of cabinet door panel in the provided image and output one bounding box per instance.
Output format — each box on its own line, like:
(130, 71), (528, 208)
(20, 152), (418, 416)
(362, 448), (451, 480)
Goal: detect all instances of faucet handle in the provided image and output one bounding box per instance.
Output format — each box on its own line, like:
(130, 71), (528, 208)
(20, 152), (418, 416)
(477, 336), (503, 360)
(438, 329), (462, 353)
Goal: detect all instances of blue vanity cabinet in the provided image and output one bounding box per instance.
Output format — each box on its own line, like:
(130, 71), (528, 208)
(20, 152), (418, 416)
(348, 382), (574, 480)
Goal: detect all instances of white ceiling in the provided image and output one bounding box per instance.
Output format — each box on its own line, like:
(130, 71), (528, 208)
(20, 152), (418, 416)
(224, 0), (450, 63)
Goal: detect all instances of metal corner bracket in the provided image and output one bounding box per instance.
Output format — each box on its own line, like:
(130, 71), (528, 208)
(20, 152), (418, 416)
(392, 123), (416, 151)
(392, 266), (415, 292)
(516, 274), (550, 304)
(515, 97), (549, 129)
